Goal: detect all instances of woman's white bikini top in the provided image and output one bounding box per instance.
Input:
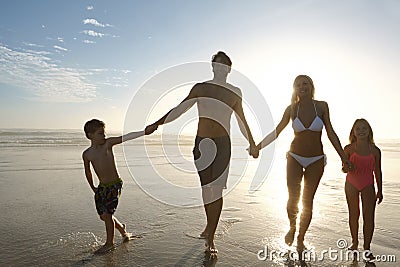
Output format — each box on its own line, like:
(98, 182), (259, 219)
(292, 101), (324, 132)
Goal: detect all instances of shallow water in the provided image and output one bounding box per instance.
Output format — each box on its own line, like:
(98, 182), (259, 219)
(0, 130), (398, 266)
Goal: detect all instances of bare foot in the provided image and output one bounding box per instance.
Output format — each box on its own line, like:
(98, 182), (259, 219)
(296, 239), (307, 252)
(364, 251), (375, 262)
(120, 224), (135, 242)
(205, 239), (218, 254)
(95, 243), (115, 254)
(121, 223), (127, 235)
(122, 233), (134, 243)
(285, 228), (296, 246)
(347, 245), (359, 262)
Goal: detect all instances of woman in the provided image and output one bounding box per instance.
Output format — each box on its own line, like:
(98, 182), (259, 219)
(256, 75), (350, 250)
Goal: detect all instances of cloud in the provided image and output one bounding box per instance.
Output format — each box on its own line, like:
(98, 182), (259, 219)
(85, 68), (131, 88)
(81, 30), (105, 37)
(83, 18), (113, 28)
(23, 42), (44, 48)
(83, 18), (104, 27)
(22, 48), (52, 56)
(0, 44), (96, 102)
(54, 45), (68, 52)
(57, 37), (64, 42)
(87, 6), (94, 10)
(83, 40), (96, 44)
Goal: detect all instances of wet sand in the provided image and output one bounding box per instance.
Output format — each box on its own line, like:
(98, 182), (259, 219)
(0, 135), (398, 266)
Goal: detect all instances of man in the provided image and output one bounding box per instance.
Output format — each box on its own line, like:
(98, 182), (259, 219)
(146, 51), (258, 253)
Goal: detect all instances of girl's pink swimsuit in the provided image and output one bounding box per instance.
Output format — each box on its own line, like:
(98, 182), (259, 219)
(346, 148), (375, 191)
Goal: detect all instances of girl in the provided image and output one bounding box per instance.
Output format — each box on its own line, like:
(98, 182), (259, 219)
(343, 118), (383, 261)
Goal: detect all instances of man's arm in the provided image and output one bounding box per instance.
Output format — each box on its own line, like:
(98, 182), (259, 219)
(150, 87), (197, 128)
(233, 97), (258, 157)
(82, 151), (96, 193)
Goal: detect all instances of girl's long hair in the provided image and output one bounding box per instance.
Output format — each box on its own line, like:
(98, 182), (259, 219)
(349, 118), (375, 144)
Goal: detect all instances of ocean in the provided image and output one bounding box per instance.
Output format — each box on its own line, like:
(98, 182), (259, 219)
(0, 129), (398, 266)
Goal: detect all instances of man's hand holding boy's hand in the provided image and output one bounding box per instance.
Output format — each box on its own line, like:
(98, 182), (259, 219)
(145, 124), (158, 135)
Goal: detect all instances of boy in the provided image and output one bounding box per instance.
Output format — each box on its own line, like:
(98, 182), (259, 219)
(82, 119), (154, 253)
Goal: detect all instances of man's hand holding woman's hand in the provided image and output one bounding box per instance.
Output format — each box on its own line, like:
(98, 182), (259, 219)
(247, 142), (260, 159)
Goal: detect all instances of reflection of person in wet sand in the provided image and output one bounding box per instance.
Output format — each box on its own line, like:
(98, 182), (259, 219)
(146, 51), (259, 253)
(255, 75), (352, 251)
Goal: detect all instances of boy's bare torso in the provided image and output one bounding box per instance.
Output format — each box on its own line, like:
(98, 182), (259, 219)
(84, 142), (120, 184)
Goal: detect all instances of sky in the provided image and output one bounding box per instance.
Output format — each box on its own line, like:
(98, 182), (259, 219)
(0, 0), (399, 140)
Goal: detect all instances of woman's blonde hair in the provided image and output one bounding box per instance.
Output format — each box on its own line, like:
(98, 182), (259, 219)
(349, 118), (375, 144)
(291, 75), (315, 105)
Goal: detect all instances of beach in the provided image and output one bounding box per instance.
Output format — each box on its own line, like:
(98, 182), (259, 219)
(0, 129), (398, 266)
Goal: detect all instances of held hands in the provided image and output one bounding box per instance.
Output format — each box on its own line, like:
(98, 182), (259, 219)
(247, 142), (260, 159)
(376, 191), (383, 204)
(145, 123), (158, 135)
(341, 159), (354, 173)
